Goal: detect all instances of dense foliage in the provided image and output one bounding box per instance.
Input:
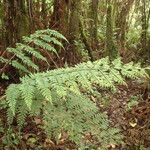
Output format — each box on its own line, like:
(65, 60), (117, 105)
(5, 56), (149, 149)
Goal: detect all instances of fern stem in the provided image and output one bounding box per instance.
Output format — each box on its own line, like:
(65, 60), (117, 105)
(0, 54), (16, 75)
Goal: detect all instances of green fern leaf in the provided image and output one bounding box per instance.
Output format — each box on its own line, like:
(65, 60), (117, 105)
(6, 84), (20, 115)
(16, 43), (47, 61)
(11, 60), (30, 73)
(0, 56), (8, 63)
(35, 77), (52, 103)
(19, 83), (34, 109)
(7, 48), (39, 71)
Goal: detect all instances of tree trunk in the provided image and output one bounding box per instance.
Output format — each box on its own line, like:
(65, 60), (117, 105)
(17, 0), (29, 39)
(115, 0), (134, 57)
(140, 0), (149, 61)
(89, 0), (99, 51)
(0, 0), (5, 49)
(3, 0), (16, 47)
(66, 0), (82, 64)
(3, 0), (28, 47)
(41, 0), (47, 28)
(27, 0), (35, 33)
(51, 0), (69, 36)
(106, 1), (118, 60)
(51, 0), (81, 65)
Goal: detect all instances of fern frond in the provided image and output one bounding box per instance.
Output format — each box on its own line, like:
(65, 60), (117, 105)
(30, 33), (64, 48)
(5, 57), (149, 149)
(1, 29), (66, 77)
(121, 62), (148, 79)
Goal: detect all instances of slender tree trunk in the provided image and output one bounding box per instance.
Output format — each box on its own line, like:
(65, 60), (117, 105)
(89, 0), (99, 51)
(115, 0), (134, 57)
(51, 0), (69, 36)
(79, 19), (94, 61)
(16, 0), (29, 39)
(41, 0), (47, 28)
(3, 0), (28, 47)
(0, 0), (5, 49)
(140, 0), (148, 59)
(66, 0), (81, 64)
(69, 0), (80, 44)
(51, 0), (81, 65)
(106, 1), (118, 60)
(27, 0), (34, 33)
(3, 0), (16, 47)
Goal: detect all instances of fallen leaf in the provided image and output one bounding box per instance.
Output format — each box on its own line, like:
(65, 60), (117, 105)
(34, 117), (42, 125)
(129, 122), (137, 127)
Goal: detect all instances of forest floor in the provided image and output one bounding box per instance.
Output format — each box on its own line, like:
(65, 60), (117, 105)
(0, 80), (150, 150)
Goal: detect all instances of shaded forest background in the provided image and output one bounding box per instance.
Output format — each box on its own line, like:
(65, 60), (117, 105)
(0, 0), (150, 72)
(0, 0), (150, 150)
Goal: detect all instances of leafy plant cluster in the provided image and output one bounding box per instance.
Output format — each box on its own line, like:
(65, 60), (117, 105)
(5, 57), (149, 149)
(0, 29), (67, 78)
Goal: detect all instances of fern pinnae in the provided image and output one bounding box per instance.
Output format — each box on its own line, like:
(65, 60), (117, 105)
(7, 109), (14, 125)
(36, 77), (52, 104)
(33, 39), (58, 55)
(16, 51), (39, 72)
(11, 60), (30, 73)
(31, 98), (42, 116)
(121, 62), (146, 79)
(7, 47), (39, 71)
(133, 63), (149, 78)
(6, 84), (20, 116)
(0, 56), (9, 64)
(16, 43), (47, 62)
(17, 100), (29, 128)
(110, 68), (126, 85)
(46, 29), (68, 41)
(53, 75), (67, 98)
(19, 83), (34, 110)
(31, 33), (64, 48)
(48, 37), (64, 48)
(22, 36), (33, 44)
(97, 68), (115, 89)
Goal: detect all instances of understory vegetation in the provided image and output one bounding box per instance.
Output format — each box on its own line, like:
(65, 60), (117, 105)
(0, 0), (150, 150)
